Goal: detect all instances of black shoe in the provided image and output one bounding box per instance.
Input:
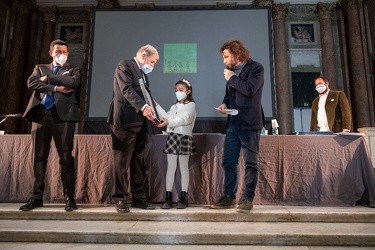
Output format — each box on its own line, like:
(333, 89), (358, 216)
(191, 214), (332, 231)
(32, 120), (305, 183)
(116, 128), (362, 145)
(19, 197), (43, 211)
(132, 198), (156, 209)
(210, 195), (236, 209)
(161, 191), (173, 209)
(176, 191), (188, 209)
(65, 197), (78, 212)
(115, 200), (130, 213)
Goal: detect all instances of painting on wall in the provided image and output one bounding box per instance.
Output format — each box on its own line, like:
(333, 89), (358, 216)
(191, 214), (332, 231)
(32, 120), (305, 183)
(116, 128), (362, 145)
(289, 22), (317, 45)
(59, 25), (84, 44)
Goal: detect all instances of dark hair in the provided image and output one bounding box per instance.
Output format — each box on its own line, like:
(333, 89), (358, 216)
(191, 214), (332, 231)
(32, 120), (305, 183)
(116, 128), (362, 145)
(175, 79), (195, 103)
(220, 39), (250, 62)
(50, 39), (68, 51)
(314, 76), (329, 84)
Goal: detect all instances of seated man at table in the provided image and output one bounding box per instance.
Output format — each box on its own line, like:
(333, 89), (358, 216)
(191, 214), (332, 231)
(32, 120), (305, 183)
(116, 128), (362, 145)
(310, 76), (352, 133)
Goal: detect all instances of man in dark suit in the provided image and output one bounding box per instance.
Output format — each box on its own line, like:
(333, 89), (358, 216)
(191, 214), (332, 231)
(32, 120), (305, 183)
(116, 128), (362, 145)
(211, 40), (264, 213)
(107, 45), (159, 213)
(20, 39), (81, 212)
(310, 76), (352, 133)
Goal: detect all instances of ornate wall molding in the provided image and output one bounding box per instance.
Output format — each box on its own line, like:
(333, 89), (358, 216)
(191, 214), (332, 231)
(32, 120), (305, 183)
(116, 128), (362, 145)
(288, 5), (315, 19)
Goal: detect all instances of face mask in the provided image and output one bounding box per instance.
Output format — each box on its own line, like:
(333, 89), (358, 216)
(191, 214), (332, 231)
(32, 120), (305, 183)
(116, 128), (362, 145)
(55, 54), (67, 66)
(315, 84), (327, 94)
(175, 91), (187, 101)
(142, 64), (153, 74)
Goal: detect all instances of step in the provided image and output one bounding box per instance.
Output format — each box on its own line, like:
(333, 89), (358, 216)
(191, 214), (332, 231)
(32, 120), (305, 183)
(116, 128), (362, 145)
(1, 219), (375, 245)
(1, 203), (375, 223)
(1, 203), (375, 246)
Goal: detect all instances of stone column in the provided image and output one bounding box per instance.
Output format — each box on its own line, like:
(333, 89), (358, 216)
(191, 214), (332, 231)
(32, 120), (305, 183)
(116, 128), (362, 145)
(336, 3), (352, 103)
(341, 0), (371, 130)
(2, 0), (35, 134)
(316, 2), (338, 90)
(272, 3), (293, 134)
(78, 5), (94, 133)
(39, 6), (57, 64)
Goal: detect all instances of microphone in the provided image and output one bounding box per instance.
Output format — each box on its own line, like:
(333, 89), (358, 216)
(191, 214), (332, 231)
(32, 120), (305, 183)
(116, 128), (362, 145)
(226, 65), (235, 72)
(0, 113), (22, 118)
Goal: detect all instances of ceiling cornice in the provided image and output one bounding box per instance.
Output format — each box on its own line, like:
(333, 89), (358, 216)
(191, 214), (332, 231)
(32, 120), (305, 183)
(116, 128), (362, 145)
(34, 0), (338, 7)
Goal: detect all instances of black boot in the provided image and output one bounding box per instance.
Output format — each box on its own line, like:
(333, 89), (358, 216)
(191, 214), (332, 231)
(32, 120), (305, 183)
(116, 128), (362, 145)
(161, 191), (173, 209)
(177, 191), (188, 209)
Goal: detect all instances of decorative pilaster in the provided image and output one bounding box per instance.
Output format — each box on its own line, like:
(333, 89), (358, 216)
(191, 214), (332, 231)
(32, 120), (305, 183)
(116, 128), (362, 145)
(315, 2), (338, 90)
(2, 0), (35, 134)
(39, 6), (58, 64)
(272, 3), (293, 134)
(336, 1), (351, 105)
(340, 0), (371, 130)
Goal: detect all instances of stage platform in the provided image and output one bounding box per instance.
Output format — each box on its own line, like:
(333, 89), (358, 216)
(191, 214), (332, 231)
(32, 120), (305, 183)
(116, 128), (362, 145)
(1, 133), (375, 207)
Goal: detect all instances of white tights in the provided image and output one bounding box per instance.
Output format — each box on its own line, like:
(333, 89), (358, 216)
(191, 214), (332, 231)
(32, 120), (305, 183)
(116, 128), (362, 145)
(165, 154), (190, 192)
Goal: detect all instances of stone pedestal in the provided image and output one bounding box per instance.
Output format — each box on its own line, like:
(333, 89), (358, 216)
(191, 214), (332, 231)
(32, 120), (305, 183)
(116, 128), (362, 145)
(357, 127), (375, 168)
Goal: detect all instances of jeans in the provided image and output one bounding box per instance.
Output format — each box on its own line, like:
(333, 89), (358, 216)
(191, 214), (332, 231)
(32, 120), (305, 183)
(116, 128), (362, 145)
(223, 122), (261, 201)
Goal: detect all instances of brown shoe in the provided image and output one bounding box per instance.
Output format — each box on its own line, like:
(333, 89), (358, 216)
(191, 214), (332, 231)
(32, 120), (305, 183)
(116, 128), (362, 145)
(210, 195), (235, 209)
(236, 199), (253, 213)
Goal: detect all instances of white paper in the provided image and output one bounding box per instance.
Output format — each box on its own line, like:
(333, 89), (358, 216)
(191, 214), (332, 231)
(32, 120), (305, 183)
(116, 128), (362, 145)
(214, 107), (238, 115)
(335, 132), (364, 136)
(271, 119), (279, 128)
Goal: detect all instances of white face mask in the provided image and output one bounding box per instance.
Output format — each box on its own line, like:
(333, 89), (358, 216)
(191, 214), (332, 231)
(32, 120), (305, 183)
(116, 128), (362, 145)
(55, 54), (68, 66)
(175, 91), (187, 101)
(315, 84), (327, 94)
(141, 64), (153, 74)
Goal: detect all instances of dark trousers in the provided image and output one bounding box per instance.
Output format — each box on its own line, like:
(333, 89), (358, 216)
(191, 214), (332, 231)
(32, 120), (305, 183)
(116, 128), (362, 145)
(110, 122), (148, 201)
(31, 106), (76, 200)
(223, 122), (261, 201)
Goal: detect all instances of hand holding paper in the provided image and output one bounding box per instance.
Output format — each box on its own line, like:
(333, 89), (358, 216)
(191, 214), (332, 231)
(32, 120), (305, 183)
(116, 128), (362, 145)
(214, 107), (238, 115)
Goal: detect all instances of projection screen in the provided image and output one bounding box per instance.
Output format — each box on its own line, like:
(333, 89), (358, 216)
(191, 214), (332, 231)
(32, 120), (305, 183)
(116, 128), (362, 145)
(87, 7), (275, 121)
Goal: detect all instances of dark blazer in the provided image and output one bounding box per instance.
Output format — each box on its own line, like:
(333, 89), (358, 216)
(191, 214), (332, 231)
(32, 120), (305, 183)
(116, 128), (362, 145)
(23, 63), (81, 122)
(310, 90), (352, 133)
(223, 59), (264, 131)
(107, 59), (148, 133)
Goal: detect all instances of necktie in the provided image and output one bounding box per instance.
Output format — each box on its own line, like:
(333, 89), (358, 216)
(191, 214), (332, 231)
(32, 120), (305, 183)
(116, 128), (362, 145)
(53, 66), (61, 75)
(42, 66), (60, 109)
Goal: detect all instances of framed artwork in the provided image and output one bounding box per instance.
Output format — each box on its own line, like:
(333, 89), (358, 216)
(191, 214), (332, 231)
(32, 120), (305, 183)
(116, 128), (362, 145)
(58, 24), (85, 44)
(289, 22), (317, 46)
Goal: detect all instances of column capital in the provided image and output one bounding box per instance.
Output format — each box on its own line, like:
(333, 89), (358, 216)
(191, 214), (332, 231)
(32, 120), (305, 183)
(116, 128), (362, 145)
(252, 0), (273, 7)
(97, 0), (120, 8)
(338, 0), (360, 10)
(39, 6), (58, 22)
(315, 2), (336, 20)
(83, 5), (94, 22)
(13, 0), (36, 13)
(272, 3), (290, 21)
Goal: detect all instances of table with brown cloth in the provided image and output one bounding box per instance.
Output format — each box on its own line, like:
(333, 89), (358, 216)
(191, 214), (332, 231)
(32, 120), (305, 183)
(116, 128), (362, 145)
(0, 134), (374, 207)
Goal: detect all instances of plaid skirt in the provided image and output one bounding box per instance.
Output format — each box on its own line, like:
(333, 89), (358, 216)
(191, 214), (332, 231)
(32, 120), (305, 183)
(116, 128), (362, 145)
(163, 132), (197, 155)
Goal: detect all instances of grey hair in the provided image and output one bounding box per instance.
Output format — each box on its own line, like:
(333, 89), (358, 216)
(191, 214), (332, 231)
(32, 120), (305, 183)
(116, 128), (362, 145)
(136, 45), (159, 60)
